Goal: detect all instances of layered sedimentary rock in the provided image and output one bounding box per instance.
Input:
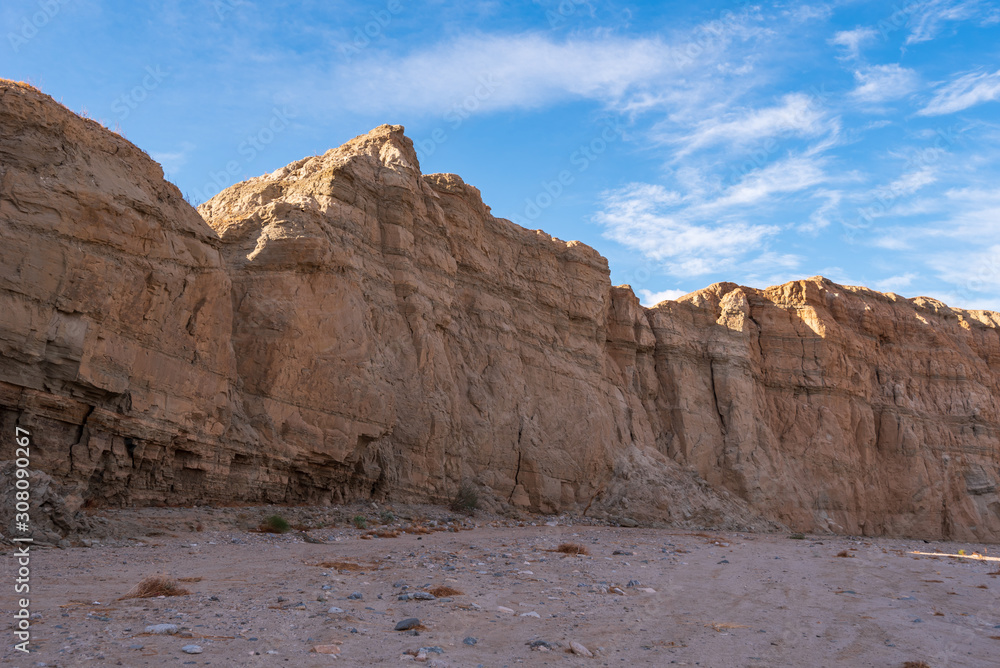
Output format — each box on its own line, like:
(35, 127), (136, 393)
(1, 80), (998, 541)
(0, 80), (237, 513)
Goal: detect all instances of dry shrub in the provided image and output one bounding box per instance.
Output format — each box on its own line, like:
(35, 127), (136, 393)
(450, 482), (479, 513)
(428, 586), (463, 597)
(836, 550), (854, 558)
(706, 622), (750, 632)
(315, 561), (364, 571)
(177, 577), (202, 583)
(120, 576), (190, 600)
(374, 529), (401, 538)
(902, 662), (932, 668)
(553, 543), (589, 555)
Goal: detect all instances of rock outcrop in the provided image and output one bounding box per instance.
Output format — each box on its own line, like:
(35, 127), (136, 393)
(1, 80), (998, 541)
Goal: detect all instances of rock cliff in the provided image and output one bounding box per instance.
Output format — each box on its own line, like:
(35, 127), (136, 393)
(1, 80), (998, 541)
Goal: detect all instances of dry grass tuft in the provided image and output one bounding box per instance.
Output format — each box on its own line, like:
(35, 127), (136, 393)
(120, 576), (190, 600)
(428, 586), (463, 597)
(836, 550), (855, 558)
(176, 577), (202, 583)
(705, 622), (750, 632)
(552, 543), (589, 555)
(902, 662), (932, 668)
(315, 561), (365, 571)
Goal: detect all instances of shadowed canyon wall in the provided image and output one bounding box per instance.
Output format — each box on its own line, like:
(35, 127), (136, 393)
(2, 81), (998, 541)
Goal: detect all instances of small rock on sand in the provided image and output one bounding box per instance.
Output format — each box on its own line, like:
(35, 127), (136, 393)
(181, 644), (203, 654)
(570, 640), (593, 657)
(145, 624), (178, 635)
(395, 617), (421, 631)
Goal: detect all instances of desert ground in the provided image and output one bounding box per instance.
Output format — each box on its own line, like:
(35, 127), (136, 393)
(2, 505), (998, 668)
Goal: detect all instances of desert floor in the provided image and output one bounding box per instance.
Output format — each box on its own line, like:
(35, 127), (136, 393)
(2, 504), (998, 667)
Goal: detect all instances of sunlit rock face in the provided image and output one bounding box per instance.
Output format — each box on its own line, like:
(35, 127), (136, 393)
(2, 80), (998, 540)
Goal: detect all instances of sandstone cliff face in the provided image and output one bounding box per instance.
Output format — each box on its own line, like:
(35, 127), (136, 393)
(1, 80), (998, 541)
(196, 124), (765, 529)
(0, 80), (237, 511)
(641, 281), (1000, 540)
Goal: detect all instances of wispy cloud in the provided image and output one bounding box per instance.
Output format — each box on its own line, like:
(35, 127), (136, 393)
(316, 21), (766, 116)
(702, 155), (829, 210)
(906, 0), (986, 44)
(873, 272), (918, 292)
(919, 68), (1000, 115)
(849, 64), (920, 104)
(661, 93), (830, 159)
(595, 182), (782, 276)
(829, 26), (877, 60)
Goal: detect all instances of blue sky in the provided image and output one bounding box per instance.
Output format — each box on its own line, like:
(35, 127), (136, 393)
(4, 1), (1000, 309)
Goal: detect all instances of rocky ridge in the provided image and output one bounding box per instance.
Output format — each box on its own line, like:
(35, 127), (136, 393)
(1, 81), (998, 541)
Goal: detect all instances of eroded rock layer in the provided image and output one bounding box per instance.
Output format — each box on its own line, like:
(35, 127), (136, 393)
(1, 81), (998, 540)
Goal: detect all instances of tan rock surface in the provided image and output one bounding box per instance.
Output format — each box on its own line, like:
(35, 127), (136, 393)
(1, 81), (998, 541)
(0, 80), (238, 513)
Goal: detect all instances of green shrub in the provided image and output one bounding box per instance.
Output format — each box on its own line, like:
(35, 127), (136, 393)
(261, 514), (290, 534)
(352, 515), (367, 530)
(379, 510), (395, 524)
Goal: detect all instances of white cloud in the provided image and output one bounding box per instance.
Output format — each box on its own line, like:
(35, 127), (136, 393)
(663, 93), (829, 159)
(595, 182), (781, 277)
(799, 189), (842, 233)
(829, 27), (878, 60)
(702, 155), (828, 211)
(637, 288), (688, 306)
(926, 244), (1000, 295)
(919, 68), (1000, 115)
(906, 0), (984, 44)
(886, 167), (938, 197)
(319, 21), (765, 116)
(849, 64), (920, 104)
(873, 272), (918, 293)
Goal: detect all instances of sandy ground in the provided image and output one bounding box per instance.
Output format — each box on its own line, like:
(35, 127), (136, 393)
(2, 505), (998, 667)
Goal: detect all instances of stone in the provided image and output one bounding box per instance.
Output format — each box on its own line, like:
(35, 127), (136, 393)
(144, 624), (179, 635)
(181, 645), (202, 654)
(463, 637), (477, 646)
(570, 641), (594, 657)
(395, 618), (421, 631)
